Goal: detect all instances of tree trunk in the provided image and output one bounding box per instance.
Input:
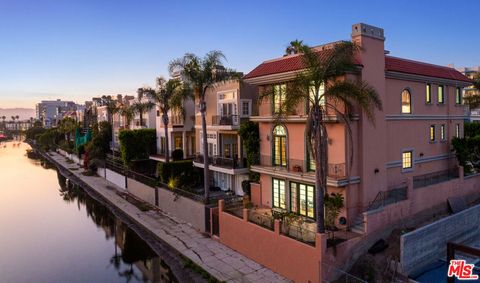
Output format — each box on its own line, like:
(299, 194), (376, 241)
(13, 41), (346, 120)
(314, 108), (327, 234)
(200, 97), (210, 202)
(162, 113), (170, 163)
(139, 112), (143, 127)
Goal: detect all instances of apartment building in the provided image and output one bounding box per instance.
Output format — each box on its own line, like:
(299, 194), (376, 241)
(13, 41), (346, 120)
(457, 66), (480, 121)
(214, 23), (476, 283)
(150, 98), (196, 161)
(243, 23), (471, 229)
(192, 79), (257, 195)
(35, 99), (77, 128)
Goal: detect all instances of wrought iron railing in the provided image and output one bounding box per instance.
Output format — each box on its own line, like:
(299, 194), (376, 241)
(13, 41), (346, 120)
(413, 168), (459, 189)
(170, 115), (184, 125)
(280, 221), (316, 246)
(211, 115), (239, 126)
(258, 155), (346, 179)
(248, 210), (274, 231)
(194, 154), (247, 169)
(367, 184), (408, 211)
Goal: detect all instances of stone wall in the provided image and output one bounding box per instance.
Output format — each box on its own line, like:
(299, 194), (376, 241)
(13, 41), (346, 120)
(400, 204), (480, 276)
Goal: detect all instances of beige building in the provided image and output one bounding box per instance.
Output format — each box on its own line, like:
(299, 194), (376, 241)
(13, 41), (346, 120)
(192, 79), (257, 195)
(457, 66), (480, 121)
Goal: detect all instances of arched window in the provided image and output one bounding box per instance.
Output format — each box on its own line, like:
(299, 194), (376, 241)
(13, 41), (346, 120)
(273, 125), (287, 167)
(401, 89), (411, 114)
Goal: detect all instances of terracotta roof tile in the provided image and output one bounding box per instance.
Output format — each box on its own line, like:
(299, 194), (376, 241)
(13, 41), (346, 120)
(244, 51), (471, 83)
(385, 56), (471, 83)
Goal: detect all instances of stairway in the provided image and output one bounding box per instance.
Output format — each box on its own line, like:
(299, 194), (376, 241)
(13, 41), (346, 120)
(350, 214), (365, 235)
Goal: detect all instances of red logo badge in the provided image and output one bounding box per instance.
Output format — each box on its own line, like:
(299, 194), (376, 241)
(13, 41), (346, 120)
(448, 260), (479, 280)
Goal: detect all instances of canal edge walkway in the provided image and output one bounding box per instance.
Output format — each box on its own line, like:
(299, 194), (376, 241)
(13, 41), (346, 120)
(46, 151), (290, 283)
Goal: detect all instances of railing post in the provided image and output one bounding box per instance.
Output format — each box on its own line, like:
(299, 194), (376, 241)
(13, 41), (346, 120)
(243, 208), (248, 222)
(154, 187), (159, 206)
(274, 219), (281, 235)
(459, 166), (464, 183)
(218, 199), (225, 212)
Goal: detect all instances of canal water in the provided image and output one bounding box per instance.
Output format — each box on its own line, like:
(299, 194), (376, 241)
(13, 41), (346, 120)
(0, 141), (177, 283)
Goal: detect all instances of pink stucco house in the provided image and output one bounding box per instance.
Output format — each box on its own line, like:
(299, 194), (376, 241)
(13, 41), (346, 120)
(217, 23), (477, 282)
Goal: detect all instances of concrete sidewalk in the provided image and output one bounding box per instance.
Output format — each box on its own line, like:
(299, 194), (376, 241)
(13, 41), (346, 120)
(50, 152), (290, 283)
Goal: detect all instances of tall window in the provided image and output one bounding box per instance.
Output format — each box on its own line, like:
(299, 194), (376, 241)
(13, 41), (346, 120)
(426, 84), (432, 104)
(402, 151), (413, 170)
(456, 124), (460, 138)
(440, 125), (445, 141)
(430, 125), (435, 142)
(401, 89), (411, 114)
(307, 83), (325, 113)
(455, 87), (462, 105)
(438, 85), (444, 104)
(273, 125), (287, 166)
(272, 178), (286, 209)
(290, 182), (315, 219)
(273, 84), (286, 114)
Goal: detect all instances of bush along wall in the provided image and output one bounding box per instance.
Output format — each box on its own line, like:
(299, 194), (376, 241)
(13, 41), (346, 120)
(157, 160), (202, 191)
(119, 129), (156, 166)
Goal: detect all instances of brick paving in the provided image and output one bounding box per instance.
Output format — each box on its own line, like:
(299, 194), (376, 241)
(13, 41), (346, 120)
(49, 152), (290, 283)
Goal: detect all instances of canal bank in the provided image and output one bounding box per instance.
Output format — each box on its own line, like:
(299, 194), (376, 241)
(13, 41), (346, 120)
(35, 146), (289, 283)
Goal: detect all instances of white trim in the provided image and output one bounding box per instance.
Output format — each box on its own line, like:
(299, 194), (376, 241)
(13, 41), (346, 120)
(385, 71), (472, 87)
(386, 153), (454, 169)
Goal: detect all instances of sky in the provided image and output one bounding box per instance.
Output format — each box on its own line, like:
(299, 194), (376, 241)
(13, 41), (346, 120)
(0, 0), (478, 108)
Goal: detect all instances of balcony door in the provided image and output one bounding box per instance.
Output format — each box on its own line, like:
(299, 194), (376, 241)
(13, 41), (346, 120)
(273, 125), (287, 167)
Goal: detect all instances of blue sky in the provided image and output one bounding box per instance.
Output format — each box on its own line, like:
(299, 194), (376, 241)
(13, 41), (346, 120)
(0, 0), (478, 108)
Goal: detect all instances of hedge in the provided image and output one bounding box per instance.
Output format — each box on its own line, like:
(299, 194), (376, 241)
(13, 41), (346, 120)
(157, 160), (202, 189)
(119, 129), (156, 166)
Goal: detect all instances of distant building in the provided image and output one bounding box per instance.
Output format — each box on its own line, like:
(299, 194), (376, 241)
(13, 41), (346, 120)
(457, 66), (480, 121)
(35, 99), (77, 128)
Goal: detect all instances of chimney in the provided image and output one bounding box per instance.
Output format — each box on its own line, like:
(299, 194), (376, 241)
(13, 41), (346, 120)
(351, 23), (385, 41)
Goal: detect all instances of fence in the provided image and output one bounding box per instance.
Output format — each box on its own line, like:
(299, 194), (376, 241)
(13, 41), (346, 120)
(248, 209), (274, 230)
(211, 115), (239, 126)
(413, 168), (459, 189)
(367, 185), (408, 211)
(281, 221), (316, 246)
(223, 196), (244, 218)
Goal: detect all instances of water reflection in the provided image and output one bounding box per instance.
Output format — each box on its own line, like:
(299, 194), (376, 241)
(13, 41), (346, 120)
(0, 142), (177, 283)
(56, 172), (178, 283)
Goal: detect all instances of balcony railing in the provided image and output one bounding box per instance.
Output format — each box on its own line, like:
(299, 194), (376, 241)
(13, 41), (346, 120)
(170, 115), (184, 126)
(194, 154), (247, 169)
(258, 155), (346, 179)
(212, 115), (239, 126)
(413, 168), (459, 189)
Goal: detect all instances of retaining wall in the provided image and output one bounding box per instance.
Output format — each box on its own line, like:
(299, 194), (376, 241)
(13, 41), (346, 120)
(400, 204), (480, 276)
(156, 187), (206, 232)
(127, 178), (156, 206)
(105, 168), (126, 190)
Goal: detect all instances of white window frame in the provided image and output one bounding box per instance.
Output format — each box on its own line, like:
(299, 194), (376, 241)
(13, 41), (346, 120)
(240, 99), (252, 117)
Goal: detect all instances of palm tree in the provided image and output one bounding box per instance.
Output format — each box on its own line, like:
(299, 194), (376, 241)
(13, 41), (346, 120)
(262, 42), (382, 233)
(285, 39), (304, 55)
(132, 90), (155, 128)
(10, 116), (16, 130)
(119, 104), (135, 130)
(59, 117), (77, 141)
(169, 51), (240, 201)
(1, 116), (5, 130)
(139, 77), (191, 162)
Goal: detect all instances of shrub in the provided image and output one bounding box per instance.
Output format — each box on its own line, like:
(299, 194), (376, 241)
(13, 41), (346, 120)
(37, 128), (61, 151)
(157, 160), (202, 189)
(324, 193), (344, 229)
(238, 121), (260, 181)
(464, 122), (480, 138)
(241, 180), (251, 195)
(77, 144), (85, 156)
(171, 149), (183, 161)
(119, 129), (156, 166)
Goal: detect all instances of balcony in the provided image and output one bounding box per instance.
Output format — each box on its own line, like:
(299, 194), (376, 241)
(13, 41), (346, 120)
(211, 115), (239, 126)
(170, 115), (184, 126)
(194, 154), (247, 170)
(256, 155), (345, 178)
(250, 155), (353, 187)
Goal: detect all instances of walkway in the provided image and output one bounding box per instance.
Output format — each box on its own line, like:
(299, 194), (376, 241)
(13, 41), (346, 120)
(49, 151), (290, 283)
